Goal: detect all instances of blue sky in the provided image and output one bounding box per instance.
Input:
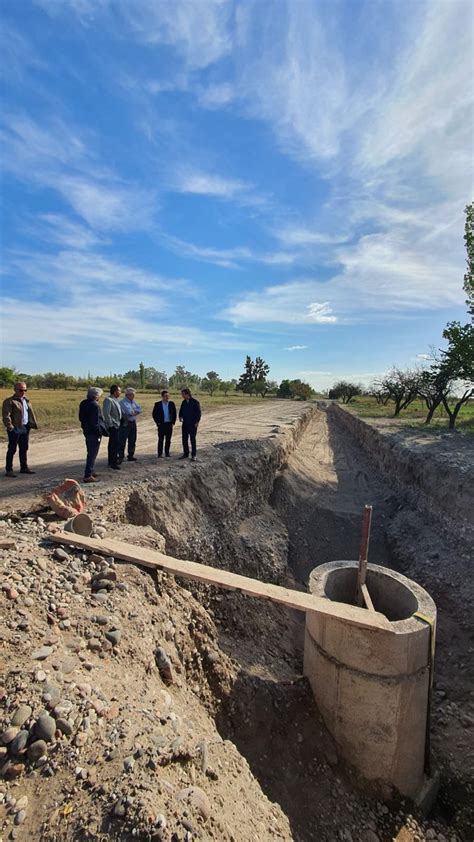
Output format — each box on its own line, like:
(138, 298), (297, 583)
(1, 0), (472, 389)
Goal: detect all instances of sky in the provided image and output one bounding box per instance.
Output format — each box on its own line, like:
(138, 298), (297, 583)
(0, 0), (472, 390)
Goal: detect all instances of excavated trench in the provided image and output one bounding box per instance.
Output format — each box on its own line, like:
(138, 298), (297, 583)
(117, 404), (473, 841)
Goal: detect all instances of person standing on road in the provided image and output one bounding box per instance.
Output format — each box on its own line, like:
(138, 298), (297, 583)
(152, 389), (177, 458)
(178, 388), (201, 461)
(103, 384), (122, 470)
(118, 387), (142, 462)
(79, 386), (103, 483)
(2, 381), (38, 477)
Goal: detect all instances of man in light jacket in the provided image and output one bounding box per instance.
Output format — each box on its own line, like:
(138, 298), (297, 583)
(103, 384), (122, 470)
(2, 381), (38, 477)
(118, 387), (142, 462)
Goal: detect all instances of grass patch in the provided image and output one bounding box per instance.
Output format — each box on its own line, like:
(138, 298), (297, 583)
(341, 396), (474, 435)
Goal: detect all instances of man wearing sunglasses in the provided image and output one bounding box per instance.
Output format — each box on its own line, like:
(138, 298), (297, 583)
(2, 382), (38, 477)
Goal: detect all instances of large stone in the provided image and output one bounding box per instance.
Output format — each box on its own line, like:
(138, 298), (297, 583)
(35, 714), (56, 742)
(10, 731), (29, 755)
(11, 706), (32, 727)
(31, 646), (54, 661)
(27, 740), (48, 762)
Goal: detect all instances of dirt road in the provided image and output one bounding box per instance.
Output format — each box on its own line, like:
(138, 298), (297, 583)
(0, 401), (308, 511)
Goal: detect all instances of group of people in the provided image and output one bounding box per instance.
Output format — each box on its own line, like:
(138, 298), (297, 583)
(79, 385), (202, 481)
(2, 381), (201, 482)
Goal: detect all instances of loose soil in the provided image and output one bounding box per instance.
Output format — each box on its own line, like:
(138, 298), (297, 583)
(1, 403), (472, 842)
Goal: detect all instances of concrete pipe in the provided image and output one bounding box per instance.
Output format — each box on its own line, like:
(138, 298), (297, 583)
(303, 561), (436, 800)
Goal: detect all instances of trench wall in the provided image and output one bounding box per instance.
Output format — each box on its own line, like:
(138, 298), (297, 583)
(123, 406), (316, 582)
(329, 404), (473, 527)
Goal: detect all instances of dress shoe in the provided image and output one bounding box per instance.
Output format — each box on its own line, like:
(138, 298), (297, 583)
(179, 454), (189, 460)
(83, 476), (100, 483)
(165, 453), (171, 457)
(5, 470), (17, 478)
(191, 456), (197, 462)
(128, 456), (138, 462)
(157, 454), (163, 459)
(20, 468), (35, 474)
(109, 465), (121, 470)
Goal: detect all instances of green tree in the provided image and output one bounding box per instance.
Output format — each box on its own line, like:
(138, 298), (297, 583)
(463, 202), (474, 319)
(139, 362), (145, 390)
(289, 379), (313, 400)
(380, 370), (419, 416)
(438, 321), (474, 428)
(277, 379), (292, 399)
(0, 367), (16, 387)
(219, 380), (235, 396)
(201, 372), (221, 396)
(237, 356), (256, 395)
(329, 380), (362, 404)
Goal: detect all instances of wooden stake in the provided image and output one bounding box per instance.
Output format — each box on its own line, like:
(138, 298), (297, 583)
(355, 505), (373, 609)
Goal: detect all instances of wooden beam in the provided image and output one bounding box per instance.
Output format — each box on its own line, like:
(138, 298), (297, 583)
(49, 531), (391, 631)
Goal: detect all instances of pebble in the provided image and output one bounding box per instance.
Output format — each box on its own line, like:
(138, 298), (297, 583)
(36, 713), (56, 742)
(15, 810), (26, 825)
(54, 548), (69, 561)
(10, 730), (29, 755)
(177, 786), (211, 821)
(42, 683), (61, 707)
(14, 796), (28, 812)
(11, 706), (32, 727)
(105, 629), (122, 646)
(27, 740), (47, 762)
(155, 647), (173, 684)
(124, 755), (135, 772)
(1, 726), (19, 745)
(32, 646), (54, 661)
(56, 718), (74, 736)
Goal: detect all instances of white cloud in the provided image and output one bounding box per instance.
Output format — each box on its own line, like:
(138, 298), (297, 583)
(161, 233), (296, 269)
(119, 0), (232, 69)
(285, 345), (308, 351)
(1, 113), (156, 232)
(172, 169), (248, 199)
(222, 281), (338, 325)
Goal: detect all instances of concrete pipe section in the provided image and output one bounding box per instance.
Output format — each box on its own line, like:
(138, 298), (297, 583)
(304, 561), (436, 801)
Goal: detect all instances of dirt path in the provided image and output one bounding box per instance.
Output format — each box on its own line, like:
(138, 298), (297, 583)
(0, 401), (307, 511)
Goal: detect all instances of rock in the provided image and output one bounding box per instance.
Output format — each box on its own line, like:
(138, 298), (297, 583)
(1, 726), (19, 745)
(11, 706), (32, 727)
(177, 786), (211, 821)
(87, 638), (102, 652)
(92, 578), (115, 592)
(113, 798), (126, 818)
(42, 683), (61, 707)
(10, 730), (29, 755)
(56, 718), (74, 736)
(155, 647), (173, 684)
(15, 810), (26, 825)
(54, 548), (69, 561)
(27, 740), (48, 762)
(5, 763), (24, 779)
(35, 670), (47, 682)
(14, 796), (28, 812)
(36, 714), (56, 742)
(105, 629), (122, 646)
(124, 755), (135, 772)
(32, 646), (54, 660)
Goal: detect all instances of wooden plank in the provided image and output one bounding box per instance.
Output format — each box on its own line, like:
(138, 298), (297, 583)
(360, 583), (375, 612)
(355, 504), (372, 607)
(49, 531), (391, 631)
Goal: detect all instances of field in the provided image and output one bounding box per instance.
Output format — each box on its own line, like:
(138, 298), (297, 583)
(0, 388), (260, 438)
(345, 395), (474, 434)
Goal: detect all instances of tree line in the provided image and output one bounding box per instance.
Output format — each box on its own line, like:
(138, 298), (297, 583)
(0, 357), (315, 401)
(328, 204), (474, 429)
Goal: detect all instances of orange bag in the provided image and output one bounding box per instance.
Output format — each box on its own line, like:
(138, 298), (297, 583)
(44, 478), (86, 519)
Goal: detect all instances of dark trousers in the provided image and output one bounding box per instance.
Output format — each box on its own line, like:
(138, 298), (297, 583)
(84, 433), (101, 478)
(182, 424), (197, 457)
(6, 426), (30, 472)
(118, 423), (137, 460)
(107, 426), (120, 467)
(157, 422), (173, 456)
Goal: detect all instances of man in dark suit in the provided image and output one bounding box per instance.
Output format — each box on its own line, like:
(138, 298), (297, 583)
(178, 388), (201, 461)
(152, 389), (177, 458)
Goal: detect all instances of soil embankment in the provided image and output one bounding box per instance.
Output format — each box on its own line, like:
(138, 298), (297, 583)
(1, 403), (472, 841)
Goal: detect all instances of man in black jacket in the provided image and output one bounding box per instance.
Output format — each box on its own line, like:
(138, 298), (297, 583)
(79, 386), (103, 482)
(152, 390), (177, 458)
(178, 388), (201, 461)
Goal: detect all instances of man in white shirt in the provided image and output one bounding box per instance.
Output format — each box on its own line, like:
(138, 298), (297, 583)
(118, 387), (142, 462)
(152, 390), (177, 457)
(2, 382), (38, 477)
